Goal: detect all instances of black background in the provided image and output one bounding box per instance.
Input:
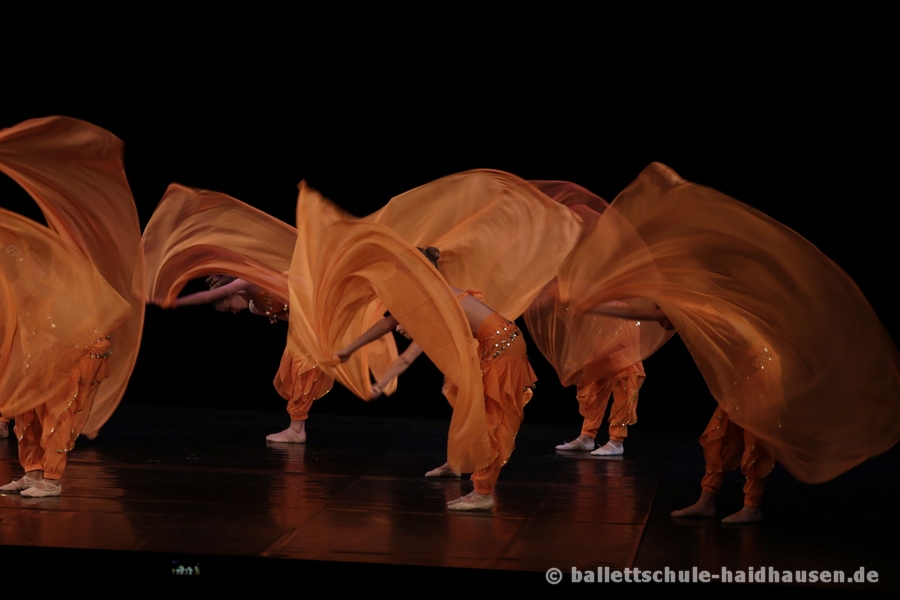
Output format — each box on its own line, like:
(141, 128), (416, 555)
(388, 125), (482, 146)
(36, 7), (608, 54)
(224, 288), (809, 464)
(2, 5), (895, 434)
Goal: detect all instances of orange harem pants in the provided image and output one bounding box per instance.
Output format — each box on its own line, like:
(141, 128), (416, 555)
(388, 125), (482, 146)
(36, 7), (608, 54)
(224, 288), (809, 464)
(699, 406), (776, 507)
(577, 363), (645, 441)
(273, 350), (334, 421)
(13, 338), (111, 480)
(470, 313), (537, 495)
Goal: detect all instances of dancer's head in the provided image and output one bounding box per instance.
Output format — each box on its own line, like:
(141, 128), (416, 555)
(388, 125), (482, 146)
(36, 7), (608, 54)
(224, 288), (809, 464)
(206, 274), (250, 313)
(417, 246), (440, 269)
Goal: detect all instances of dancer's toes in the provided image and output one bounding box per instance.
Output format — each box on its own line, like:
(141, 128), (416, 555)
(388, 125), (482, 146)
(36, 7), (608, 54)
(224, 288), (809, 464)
(20, 479), (61, 498)
(555, 436), (595, 451)
(591, 440), (624, 456)
(670, 502), (716, 518)
(425, 462), (459, 478)
(721, 506), (762, 524)
(0, 421), (8, 439)
(447, 491), (494, 511)
(266, 427), (307, 443)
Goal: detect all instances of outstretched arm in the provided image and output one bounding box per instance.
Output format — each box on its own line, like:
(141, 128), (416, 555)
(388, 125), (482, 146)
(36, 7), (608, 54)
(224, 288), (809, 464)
(174, 278), (252, 307)
(370, 342), (424, 399)
(332, 315), (399, 363)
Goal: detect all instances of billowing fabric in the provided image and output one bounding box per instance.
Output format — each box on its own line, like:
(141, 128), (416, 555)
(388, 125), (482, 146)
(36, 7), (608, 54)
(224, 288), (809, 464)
(0, 209), (130, 419)
(364, 169), (583, 320)
(289, 183), (489, 472)
(558, 162), (900, 483)
(141, 184), (395, 396)
(143, 184), (297, 307)
(0, 117), (143, 437)
(523, 183), (669, 425)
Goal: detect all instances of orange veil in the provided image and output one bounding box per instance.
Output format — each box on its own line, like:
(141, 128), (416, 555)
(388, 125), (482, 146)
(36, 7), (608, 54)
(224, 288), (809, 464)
(0, 117), (144, 437)
(524, 181), (672, 388)
(364, 170), (584, 320)
(0, 209), (131, 419)
(558, 162), (900, 483)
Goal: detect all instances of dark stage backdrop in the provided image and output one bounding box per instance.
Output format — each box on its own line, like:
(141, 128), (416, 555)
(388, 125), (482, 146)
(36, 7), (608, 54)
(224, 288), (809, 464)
(1, 6), (895, 434)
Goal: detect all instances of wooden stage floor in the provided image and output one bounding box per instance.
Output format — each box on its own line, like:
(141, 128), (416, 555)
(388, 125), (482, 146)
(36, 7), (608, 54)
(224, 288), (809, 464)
(0, 405), (896, 593)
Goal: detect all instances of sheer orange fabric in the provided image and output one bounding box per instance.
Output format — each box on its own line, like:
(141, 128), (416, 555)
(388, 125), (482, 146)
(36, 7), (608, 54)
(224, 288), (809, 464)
(364, 170), (584, 320)
(141, 185), (380, 397)
(290, 183), (489, 472)
(0, 117), (143, 437)
(558, 162), (900, 483)
(0, 209), (130, 419)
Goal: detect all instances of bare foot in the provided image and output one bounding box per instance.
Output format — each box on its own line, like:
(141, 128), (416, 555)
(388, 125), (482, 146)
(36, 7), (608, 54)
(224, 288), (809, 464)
(556, 435), (595, 451)
(266, 421), (307, 443)
(0, 421), (8, 439)
(721, 505), (762, 524)
(671, 490), (716, 518)
(425, 462), (459, 478)
(447, 490), (494, 511)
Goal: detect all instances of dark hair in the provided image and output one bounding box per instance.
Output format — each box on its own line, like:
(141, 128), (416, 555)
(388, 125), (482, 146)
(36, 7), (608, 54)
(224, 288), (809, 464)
(206, 274), (237, 290)
(417, 246), (440, 269)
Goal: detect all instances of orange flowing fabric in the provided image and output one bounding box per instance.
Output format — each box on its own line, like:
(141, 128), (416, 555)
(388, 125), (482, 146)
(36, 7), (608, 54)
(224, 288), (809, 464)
(0, 209), (131, 419)
(558, 162), (900, 483)
(0, 117), (144, 437)
(289, 184), (489, 472)
(141, 185), (394, 397)
(523, 181), (670, 416)
(364, 170), (584, 320)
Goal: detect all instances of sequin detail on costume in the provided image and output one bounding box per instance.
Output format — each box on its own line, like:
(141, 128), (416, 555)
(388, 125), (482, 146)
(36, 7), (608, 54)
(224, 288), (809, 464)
(479, 318), (522, 363)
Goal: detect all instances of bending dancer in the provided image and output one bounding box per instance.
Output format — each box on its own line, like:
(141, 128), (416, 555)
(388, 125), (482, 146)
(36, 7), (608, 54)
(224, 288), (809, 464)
(142, 184), (341, 444)
(0, 209), (130, 497)
(0, 116), (143, 496)
(557, 162), (900, 523)
(286, 178), (580, 511)
(333, 249), (536, 511)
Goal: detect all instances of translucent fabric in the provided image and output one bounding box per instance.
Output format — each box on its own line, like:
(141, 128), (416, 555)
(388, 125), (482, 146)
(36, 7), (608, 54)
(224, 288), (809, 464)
(364, 170), (583, 320)
(558, 162), (900, 483)
(0, 117), (143, 437)
(523, 182), (671, 391)
(142, 185), (397, 396)
(0, 209), (131, 419)
(143, 184), (297, 307)
(290, 184), (490, 472)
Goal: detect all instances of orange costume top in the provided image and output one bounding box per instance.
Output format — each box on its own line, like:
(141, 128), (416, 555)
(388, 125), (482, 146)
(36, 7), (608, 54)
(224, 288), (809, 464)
(557, 162), (900, 483)
(0, 117), (141, 436)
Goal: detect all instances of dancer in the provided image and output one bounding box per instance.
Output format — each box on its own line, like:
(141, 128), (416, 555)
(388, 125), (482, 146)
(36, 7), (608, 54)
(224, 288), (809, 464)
(286, 179), (582, 511)
(0, 117), (143, 496)
(0, 209), (130, 497)
(522, 182), (672, 458)
(142, 185), (353, 443)
(332, 248), (536, 510)
(557, 162), (900, 521)
(0, 116), (145, 440)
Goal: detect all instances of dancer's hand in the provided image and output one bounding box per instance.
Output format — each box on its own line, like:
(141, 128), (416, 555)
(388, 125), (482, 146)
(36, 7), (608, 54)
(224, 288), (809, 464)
(370, 384), (383, 399)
